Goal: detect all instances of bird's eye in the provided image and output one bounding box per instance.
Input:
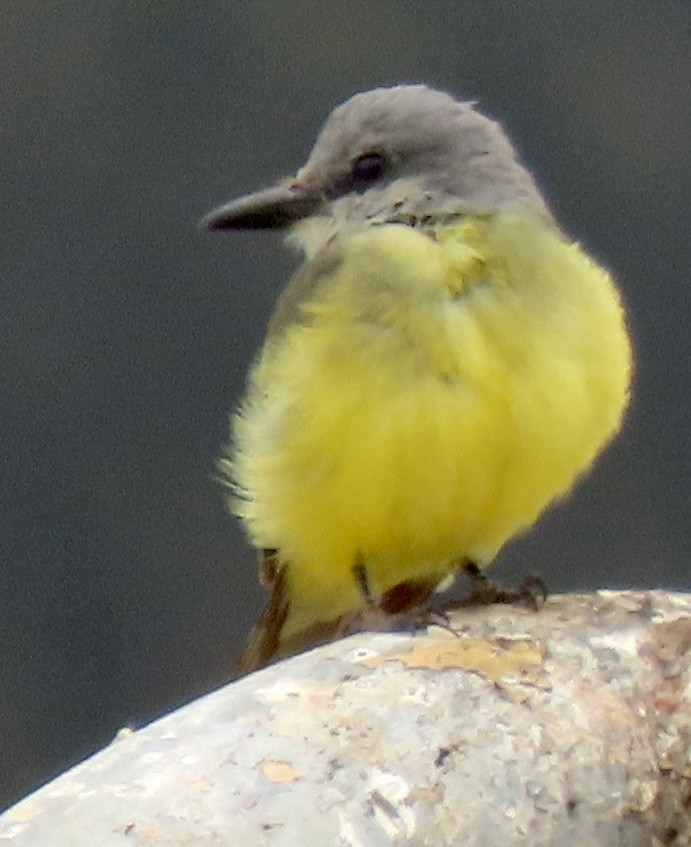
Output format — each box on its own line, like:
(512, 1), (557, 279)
(350, 152), (386, 183)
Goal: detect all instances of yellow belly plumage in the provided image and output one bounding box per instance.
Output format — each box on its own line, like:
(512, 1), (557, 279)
(226, 211), (631, 647)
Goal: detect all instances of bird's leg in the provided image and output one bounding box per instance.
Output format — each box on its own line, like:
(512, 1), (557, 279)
(339, 558), (389, 635)
(352, 557), (375, 604)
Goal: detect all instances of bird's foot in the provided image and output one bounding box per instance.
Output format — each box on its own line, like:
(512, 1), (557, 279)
(458, 563), (548, 611)
(339, 603), (455, 639)
(340, 576), (453, 638)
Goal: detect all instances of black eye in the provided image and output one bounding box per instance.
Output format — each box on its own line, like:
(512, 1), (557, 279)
(350, 152), (386, 184)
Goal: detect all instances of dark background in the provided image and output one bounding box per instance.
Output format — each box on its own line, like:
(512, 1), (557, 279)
(2, 0), (689, 811)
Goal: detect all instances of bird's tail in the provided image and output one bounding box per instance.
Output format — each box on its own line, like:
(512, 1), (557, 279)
(235, 552), (345, 677)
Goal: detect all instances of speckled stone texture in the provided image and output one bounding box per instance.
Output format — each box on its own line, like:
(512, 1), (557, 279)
(1, 591), (689, 846)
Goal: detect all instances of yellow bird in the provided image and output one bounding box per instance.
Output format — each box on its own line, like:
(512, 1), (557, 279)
(203, 85), (632, 674)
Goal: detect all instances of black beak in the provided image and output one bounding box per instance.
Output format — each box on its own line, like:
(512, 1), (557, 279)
(201, 182), (324, 231)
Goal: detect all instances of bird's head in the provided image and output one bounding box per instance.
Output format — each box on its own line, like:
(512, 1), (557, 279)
(202, 85), (551, 256)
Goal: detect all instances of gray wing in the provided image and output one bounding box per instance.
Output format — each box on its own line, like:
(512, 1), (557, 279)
(266, 241), (344, 340)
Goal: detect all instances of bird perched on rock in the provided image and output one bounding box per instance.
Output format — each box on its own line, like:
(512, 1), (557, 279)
(203, 85), (632, 674)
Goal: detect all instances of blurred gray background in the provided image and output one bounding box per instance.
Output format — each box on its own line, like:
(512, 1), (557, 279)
(1, 0), (689, 810)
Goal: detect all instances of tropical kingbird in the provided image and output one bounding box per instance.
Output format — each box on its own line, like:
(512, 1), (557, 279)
(203, 85), (631, 674)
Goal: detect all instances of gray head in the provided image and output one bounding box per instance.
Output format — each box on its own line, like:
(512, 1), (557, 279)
(203, 85), (551, 251)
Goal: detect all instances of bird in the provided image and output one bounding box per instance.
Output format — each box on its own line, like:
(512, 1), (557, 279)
(202, 85), (632, 675)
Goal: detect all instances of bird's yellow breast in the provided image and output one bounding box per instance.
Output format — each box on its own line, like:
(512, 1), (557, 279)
(228, 212), (631, 636)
